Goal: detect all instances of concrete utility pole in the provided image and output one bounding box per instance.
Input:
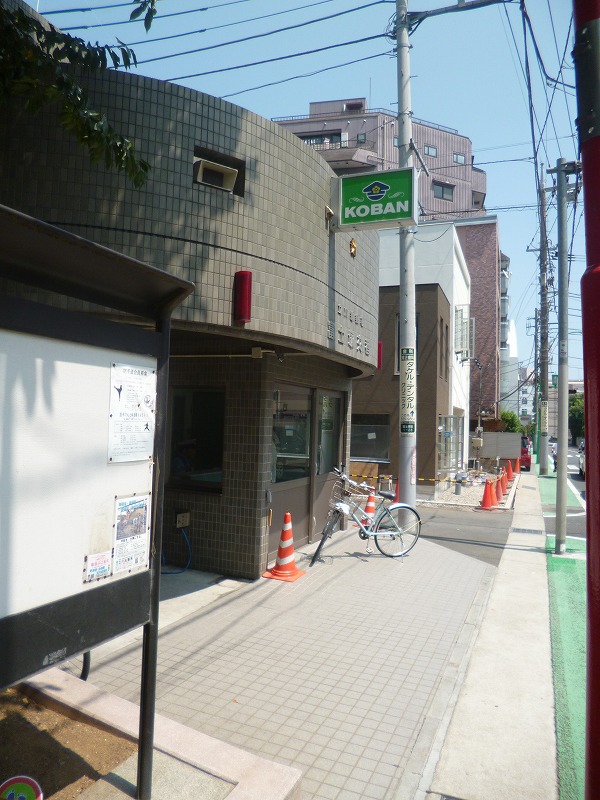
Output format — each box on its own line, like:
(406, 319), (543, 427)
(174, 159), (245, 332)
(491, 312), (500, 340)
(549, 158), (581, 555)
(538, 165), (550, 475)
(395, 0), (417, 507)
(394, 0), (506, 505)
(572, 2), (600, 796)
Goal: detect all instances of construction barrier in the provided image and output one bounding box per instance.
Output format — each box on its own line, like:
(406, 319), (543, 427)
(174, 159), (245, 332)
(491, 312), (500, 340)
(263, 512), (305, 582)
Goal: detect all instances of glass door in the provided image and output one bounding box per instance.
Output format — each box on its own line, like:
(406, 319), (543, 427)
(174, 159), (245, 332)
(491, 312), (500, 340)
(312, 392), (343, 540)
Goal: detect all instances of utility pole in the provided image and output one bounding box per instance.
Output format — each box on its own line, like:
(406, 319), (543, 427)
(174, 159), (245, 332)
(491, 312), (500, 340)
(538, 165), (550, 475)
(549, 158), (582, 555)
(395, 0), (417, 507)
(394, 0), (507, 505)
(572, 3), (600, 796)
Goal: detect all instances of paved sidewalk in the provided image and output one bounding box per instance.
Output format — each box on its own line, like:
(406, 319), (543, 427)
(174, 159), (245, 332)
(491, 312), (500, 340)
(423, 469), (559, 800)
(32, 467), (559, 800)
(85, 510), (498, 799)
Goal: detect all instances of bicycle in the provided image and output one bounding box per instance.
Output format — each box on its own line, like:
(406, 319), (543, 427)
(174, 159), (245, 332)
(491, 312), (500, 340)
(310, 466), (421, 566)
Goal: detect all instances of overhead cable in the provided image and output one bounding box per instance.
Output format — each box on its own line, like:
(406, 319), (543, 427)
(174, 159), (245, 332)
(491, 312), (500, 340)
(167, 33), (388, 82)
(138, 1), (388, 66)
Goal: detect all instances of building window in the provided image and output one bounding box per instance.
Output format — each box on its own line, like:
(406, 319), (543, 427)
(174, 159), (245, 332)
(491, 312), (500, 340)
(433, 182), (454, 201)
(393, 136), (399, 147)
(300, 133), (341, 149)
(351, 414), (390, 461)
(439, 317), (444, 377)
(356, 132), (366, 144)
(272, 387), (311, 483)
(424, 144), (437, 157)
(453, 152), (466, 164)
(169, 388), (225, 490)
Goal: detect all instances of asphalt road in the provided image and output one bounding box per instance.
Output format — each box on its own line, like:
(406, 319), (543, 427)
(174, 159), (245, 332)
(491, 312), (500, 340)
(418, 504), (512, 568)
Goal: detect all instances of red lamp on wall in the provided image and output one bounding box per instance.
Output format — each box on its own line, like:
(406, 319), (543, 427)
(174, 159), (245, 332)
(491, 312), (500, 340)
(233, 270), (252, 324)
(377, 341), (383, 370)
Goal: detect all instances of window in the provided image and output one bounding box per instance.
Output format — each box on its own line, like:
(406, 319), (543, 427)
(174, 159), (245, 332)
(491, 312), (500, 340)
(433, 182), (454, 201)
(424, 144), (437, 157)
(393, 136), (399, 148)
(351, 414), (390, 461)
(169, 389), (225, 490)
(438, 415), (464, 472)
(300, 133), (341, 148)
(439, 317), (444, 377)
(453, 152), (466, 165)
(318, 394), (341, 474)
(356, 132), (366, 144)
(272, 388), (311, 483)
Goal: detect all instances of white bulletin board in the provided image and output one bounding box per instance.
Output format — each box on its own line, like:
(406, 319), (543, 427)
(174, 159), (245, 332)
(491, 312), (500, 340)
(0, 329), (157, 619)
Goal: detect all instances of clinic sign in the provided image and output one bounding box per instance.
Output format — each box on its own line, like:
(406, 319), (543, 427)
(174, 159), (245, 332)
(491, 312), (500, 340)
(338, 168), (417, 229)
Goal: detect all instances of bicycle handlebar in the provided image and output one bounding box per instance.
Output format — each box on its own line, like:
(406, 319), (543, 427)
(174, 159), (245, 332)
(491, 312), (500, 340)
(333, 465), (375, 493)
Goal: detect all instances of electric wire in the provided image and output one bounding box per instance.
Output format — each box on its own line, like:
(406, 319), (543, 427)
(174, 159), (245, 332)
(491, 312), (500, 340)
(166, 33), (388, 82)
(221, 50), (392, 99)
(137, 1), (388, 66)
(59, 0), (255, 30)
(124, 0), (339, 48)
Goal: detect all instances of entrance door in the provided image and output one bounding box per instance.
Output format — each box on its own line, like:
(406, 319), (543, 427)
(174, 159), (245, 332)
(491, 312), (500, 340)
(269, 386), (311, 558)
(311, 392), (343, 541)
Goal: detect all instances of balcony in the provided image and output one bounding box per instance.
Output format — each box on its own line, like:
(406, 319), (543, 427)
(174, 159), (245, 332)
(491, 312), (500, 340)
(302, 138), (379, 170)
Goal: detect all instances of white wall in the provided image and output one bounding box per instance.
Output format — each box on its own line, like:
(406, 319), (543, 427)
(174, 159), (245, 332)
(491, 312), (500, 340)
(379, 222), (471, 466)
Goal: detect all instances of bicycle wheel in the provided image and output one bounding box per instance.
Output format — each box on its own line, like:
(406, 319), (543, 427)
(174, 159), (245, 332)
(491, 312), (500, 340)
(310, 511), (340, 567)
(374, 504), (421, 557)
(59, 651), (91, 681)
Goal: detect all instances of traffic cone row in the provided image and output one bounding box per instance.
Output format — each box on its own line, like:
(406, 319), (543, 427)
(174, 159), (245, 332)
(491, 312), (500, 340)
(262, 512), (305, 582)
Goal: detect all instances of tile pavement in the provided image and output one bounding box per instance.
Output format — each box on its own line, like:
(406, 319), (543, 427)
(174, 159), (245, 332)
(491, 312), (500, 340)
(88, 519), (496, 800)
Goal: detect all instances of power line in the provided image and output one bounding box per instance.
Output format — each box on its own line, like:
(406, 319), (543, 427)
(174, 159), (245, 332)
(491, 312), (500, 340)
(124, 0), (339, 48)
(138, 1), (388, 66)
(59, 0), (255, 31)
(166, 33), (388, 82)
(221, 50), (392, 99)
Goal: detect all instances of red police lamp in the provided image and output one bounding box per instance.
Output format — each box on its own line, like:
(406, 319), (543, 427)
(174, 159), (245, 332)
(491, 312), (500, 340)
(233, 270), (252, 324)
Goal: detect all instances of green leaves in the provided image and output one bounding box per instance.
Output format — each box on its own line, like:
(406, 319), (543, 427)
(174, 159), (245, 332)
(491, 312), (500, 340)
(130, 0), (157, 32)
(0, 5), (151, 187)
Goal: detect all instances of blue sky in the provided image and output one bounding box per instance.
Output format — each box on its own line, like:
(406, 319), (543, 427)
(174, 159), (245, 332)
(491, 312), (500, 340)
(38, 0), (583, 380)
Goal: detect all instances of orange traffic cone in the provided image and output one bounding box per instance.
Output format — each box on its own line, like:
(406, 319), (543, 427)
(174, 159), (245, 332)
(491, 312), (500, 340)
(501, 468), (508, 494)
(490, 479), (499, 508)
(476, 479), (495, 511)
(361, 492), (376, 525)
(263, 512), (305, 582)
(506, 459), (514, 482)
(514, 457), (521, 474)
(495, 476), (503, 504)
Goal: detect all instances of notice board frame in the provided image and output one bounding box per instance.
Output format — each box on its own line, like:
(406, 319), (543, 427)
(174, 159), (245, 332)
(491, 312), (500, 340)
(0, 204), (194, 799)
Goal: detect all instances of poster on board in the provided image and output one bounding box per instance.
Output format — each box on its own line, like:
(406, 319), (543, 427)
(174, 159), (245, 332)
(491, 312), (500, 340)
(108, 363), (157, 463)
(114, 494), (150, 574)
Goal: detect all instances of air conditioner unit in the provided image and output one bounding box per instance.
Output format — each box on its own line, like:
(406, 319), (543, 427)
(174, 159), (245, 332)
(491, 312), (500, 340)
(193, 157), (238, 191)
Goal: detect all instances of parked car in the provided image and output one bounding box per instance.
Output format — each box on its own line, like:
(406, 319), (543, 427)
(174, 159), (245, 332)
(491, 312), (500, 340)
(520, 435), (532, 471)
(579, 441), (586, 478)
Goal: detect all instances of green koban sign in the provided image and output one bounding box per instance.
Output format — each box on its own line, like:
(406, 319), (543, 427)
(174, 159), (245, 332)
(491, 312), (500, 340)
(339, 168), (417, 229)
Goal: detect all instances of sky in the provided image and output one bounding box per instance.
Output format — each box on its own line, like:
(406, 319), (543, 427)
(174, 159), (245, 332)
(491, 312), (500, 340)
(37, 0), (583, 380)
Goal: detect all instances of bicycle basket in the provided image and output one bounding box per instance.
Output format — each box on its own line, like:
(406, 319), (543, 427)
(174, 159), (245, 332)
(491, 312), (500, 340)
(329, 479), (347, 509)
